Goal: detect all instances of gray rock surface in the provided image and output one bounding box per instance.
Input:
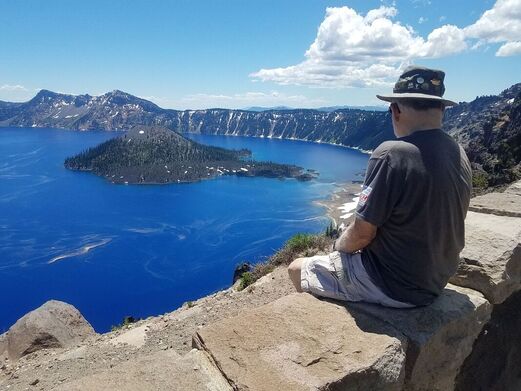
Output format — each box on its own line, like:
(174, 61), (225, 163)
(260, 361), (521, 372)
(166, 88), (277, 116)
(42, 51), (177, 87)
(450, 211), (521, 304)
(455, 290), (521, 391)
(504, 180), (521, 195)
(350, 284), (491, 391)
(6, 300), (96, 360)
(469, 191), (521, 217)
(53, 349), (232, 391)
(194, 293), (408, 391)
(0, 333), (6, 359)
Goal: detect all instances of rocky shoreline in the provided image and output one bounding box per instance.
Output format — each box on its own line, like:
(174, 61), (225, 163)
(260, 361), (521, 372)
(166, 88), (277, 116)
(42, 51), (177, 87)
(314, 181), (363, 228)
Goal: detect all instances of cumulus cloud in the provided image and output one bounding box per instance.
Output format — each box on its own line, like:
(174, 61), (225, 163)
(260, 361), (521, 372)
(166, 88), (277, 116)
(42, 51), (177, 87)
(464, 0), (521, 56)
(496, 41), (521, 56)
(251, 6), (466, 87)
(415, 25), (467, 57)
(251, 0), (520, 87)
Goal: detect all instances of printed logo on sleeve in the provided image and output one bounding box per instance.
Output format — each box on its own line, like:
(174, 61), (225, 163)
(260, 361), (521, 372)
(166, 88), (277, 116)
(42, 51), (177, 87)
(358, 185), (372, 207)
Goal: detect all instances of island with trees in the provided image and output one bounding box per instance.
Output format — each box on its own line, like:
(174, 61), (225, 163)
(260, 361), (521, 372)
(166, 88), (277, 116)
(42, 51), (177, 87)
(64, 125), (318, 184)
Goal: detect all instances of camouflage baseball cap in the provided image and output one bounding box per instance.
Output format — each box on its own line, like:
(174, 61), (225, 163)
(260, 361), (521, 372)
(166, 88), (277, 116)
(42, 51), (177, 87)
(377, 65), (458, 106)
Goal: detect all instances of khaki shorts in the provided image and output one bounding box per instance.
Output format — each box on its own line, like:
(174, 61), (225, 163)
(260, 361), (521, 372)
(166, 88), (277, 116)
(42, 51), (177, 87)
(301, 251), (415, 308)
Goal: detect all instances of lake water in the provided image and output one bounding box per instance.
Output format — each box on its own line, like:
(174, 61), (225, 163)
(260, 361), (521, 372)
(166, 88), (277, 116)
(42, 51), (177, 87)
(0, 128), (368, 332)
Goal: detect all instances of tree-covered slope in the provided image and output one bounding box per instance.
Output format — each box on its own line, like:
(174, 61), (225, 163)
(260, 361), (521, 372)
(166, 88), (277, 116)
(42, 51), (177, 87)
(64, 125), (315, 184)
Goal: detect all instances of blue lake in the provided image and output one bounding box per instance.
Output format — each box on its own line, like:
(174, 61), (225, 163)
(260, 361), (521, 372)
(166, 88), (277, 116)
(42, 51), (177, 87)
(0, 128), (368, 332)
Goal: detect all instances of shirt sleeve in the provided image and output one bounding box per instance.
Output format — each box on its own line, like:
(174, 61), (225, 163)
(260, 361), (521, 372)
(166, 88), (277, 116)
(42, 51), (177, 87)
(356, 154), (403, 227)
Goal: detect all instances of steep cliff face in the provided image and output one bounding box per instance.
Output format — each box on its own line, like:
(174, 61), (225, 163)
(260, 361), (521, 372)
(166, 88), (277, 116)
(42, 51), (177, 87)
(444, 84), (521, 186)
(173, 108), (393, 150)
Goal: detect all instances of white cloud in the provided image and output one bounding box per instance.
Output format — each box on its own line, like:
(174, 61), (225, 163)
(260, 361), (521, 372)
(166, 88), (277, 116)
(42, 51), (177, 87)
(0, 84), (28, 92)
(496, 41), (521, 56)
(415, 25), (467, 57)
(0, 84), (37, 102)
(464, 0), (521, 56)
(250, 0), (520, 88)
(411, 0), (432, 6)
(146, 91), (327, 110)
(251, 6), (466, 87)
(418, 16), (428, 24)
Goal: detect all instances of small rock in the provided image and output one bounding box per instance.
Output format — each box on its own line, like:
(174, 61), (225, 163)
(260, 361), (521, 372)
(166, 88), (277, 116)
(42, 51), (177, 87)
(29, 379), (39, 386)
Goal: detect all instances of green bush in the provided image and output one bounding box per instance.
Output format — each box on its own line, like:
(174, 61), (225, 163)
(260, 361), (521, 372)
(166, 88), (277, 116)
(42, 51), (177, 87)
(237, 272), (254, 291)
(233, 232), (333, 292)
(285, 233), (315, 253)
(472, 170), (489, 189)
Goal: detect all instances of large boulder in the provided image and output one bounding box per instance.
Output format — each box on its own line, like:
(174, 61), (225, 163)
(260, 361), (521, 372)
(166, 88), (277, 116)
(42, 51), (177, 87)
(450, 211), (521, 304)
(193, 293), (408, 391)
(350, 284), (491, 391)
(6, 300), (96, 361)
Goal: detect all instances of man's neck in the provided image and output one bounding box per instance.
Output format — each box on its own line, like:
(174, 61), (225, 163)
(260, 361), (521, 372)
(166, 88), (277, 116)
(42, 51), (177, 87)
(400, 123), (442, 137)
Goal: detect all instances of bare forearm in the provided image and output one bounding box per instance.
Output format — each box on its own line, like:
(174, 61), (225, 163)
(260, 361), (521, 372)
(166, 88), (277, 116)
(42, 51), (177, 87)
(334, 218), (376, 253)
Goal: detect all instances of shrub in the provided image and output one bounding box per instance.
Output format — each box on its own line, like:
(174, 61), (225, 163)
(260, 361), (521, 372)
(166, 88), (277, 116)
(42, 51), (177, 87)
(236, 232), (333, 289)
(111, 315), (139, 331)
(285, 233), (315, 253)
(472, 170), (489, 189)
(237, 272), (254, 291)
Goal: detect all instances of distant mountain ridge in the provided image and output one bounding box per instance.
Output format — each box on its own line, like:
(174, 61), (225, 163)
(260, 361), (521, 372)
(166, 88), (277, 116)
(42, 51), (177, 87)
(1, 84), (520, 186)
(0, 89), (394, 150)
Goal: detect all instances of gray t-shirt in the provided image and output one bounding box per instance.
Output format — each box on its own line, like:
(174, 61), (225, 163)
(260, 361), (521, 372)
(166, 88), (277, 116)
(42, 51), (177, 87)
(356, 129), (472, 306)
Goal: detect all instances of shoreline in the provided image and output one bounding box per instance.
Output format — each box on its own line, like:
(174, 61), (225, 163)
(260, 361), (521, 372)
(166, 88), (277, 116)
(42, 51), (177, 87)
(314, 181), (363, 229)
(184, 132), (373, 155)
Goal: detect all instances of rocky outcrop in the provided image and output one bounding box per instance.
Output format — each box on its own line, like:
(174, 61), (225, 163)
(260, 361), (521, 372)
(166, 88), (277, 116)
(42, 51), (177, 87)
(449, 211), (521, 304)
(469, 192), (521, 217)
(4, 300), (96, 361)
(52, 349), (232, 391)
(194, 293), (408, 391)
(455, 290), (521, 391)
(350, 284), (490, 391)
(194, 286), (489, 391)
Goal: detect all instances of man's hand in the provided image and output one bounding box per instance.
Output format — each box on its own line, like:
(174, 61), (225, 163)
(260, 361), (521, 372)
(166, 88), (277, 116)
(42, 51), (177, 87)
(334, 217), (377, 253)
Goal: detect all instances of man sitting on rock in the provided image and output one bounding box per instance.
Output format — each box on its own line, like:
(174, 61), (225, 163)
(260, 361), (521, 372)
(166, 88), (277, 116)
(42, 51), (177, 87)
(288, 65), (472, 308)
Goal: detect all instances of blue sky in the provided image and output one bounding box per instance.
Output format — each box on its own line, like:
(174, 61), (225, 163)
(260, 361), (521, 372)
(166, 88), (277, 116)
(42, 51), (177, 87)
(0, 0), (519, 109)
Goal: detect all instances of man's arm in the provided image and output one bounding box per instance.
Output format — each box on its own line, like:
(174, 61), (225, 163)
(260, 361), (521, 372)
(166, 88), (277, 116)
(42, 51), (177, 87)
(334, 217), (377, 253)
